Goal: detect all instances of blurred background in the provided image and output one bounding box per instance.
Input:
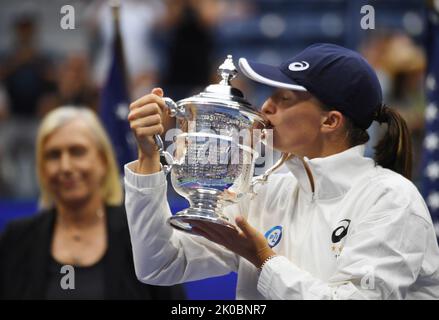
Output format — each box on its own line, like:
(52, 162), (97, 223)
(0, 0), (437, 299)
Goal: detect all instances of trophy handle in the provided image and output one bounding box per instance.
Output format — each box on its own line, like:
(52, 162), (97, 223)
(250, 153), (292, 196)
(153, 97), (184, 175)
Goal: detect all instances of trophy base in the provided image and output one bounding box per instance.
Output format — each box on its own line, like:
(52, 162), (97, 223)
(168, 208), (237, 235)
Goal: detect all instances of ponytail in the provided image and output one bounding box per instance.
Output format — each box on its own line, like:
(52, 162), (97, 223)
(321, 103), (413, 180)
(373, 105), (413, 180)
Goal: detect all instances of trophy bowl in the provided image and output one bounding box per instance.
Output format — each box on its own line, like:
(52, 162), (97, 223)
(168, 113), (259, 232)
(153, 55), (277, 234)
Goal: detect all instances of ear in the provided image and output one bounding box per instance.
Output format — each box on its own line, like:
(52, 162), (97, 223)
(321, 110), (344, 133)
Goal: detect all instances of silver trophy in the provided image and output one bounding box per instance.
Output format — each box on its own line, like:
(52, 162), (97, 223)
(154, 55), (286, 234)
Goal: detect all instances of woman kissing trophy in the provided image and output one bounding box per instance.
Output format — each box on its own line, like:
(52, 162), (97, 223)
(153, 55), (285, 233)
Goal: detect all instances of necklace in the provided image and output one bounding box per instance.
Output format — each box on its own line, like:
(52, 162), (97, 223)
(53, 208), (106, 266)
(61, 208), (105, 242)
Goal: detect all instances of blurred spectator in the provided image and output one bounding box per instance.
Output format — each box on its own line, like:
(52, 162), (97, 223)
(84, 0), (165, 96)
(0, 107), (186, 299)
(381, 34), (426, 127)
(158, 0), (218, 100)
(0, 118), (39, 199)
(0, 87), (12, 196)
(384, 35), (426, 182)
(361, 32), (426, 182)
(0, 84), (9, 121)
(0, 14), (56, 117)
(38, 53), (99, 116)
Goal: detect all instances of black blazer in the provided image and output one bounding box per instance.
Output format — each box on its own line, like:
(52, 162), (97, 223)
(0, 205), (186, 300)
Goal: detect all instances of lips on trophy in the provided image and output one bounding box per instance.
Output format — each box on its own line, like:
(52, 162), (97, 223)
(153, 55), (285, 234)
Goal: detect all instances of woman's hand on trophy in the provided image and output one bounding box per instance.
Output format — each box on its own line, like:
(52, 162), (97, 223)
(128, 88), (168, 174)
(191, 216), (276, 269)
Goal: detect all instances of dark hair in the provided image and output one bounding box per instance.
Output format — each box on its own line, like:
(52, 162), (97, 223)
(322, 104), (413, 180)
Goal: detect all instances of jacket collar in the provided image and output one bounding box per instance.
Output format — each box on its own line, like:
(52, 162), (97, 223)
(285, 145), (375, 201)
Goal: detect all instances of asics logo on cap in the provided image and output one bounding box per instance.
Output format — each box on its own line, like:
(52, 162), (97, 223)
(288, 61), (309, 71)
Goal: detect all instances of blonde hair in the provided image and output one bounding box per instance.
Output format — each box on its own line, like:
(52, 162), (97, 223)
(36, 106), (123, 209)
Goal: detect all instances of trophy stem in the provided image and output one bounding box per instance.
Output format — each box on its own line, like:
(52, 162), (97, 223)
(168, 190), (235, 234)
(190, 191), (226, 215)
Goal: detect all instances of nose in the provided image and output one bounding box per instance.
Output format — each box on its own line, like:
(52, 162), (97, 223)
(261, 98), (276, 117)
(60, 152), (73, 173)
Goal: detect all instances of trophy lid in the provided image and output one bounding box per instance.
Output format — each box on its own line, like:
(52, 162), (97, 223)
(177, 55), (261, 117)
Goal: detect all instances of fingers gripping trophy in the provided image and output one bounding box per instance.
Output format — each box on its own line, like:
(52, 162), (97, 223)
(147, 56), (285, 234)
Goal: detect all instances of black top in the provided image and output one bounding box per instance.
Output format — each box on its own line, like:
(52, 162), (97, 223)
(45, 255), (106, 300)
(0, 205), (186, 300)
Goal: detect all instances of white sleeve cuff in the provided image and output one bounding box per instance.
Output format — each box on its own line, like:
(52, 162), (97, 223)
(124, 160), (166, 190)
(257, 255), (333, 300)
(257, 255), (306, 299)
(257, 255), (284, 297)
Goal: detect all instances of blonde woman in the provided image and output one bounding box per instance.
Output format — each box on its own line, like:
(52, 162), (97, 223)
(0, 106), (185, 300)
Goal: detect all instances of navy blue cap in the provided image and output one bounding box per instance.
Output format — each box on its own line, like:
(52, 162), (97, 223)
(239, 43), (383, 130)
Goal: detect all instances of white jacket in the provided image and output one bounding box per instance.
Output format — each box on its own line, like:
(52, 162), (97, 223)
(124, 145), (439, 299)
